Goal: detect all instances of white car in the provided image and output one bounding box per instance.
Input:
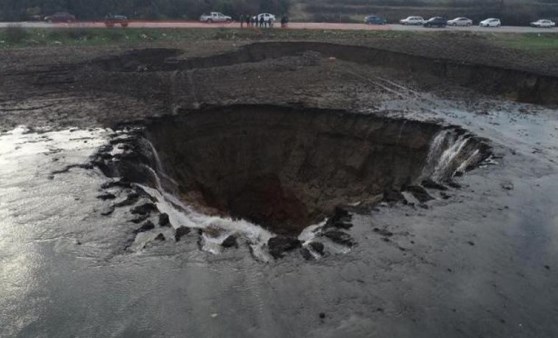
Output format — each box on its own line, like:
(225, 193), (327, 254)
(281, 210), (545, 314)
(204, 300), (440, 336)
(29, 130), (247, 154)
(447, 17), (473, 26)
(199, 12), (232, 23)
(254, 13), (276, 22)
(530, 19), (556, 28)
(399, 16), (425, 25)
(479, 18), (501, 27)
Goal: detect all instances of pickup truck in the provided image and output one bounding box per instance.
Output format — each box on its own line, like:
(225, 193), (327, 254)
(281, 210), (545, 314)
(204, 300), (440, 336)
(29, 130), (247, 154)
(199, 12), (232, 23)
(105, 14), (128, 28)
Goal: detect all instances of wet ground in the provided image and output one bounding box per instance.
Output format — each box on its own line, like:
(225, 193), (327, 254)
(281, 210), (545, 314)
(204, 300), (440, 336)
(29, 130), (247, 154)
(1, 40), (558, 337)
(1, 95), (557, 337)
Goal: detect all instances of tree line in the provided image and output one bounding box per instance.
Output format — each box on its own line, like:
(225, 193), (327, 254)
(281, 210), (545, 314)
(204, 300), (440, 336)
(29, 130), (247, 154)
(0, 0), (291, 21)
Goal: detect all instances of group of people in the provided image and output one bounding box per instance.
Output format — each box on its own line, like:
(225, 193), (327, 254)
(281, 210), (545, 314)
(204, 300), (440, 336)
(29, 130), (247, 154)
(239, 15), (289, 29)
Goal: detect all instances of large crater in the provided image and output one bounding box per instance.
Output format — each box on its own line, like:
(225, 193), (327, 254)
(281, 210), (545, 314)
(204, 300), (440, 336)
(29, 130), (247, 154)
(102, 105), (490, 235)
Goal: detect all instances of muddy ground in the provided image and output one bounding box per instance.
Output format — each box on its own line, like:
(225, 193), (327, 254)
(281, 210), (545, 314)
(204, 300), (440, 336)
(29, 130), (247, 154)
(1, 33), (557, 130)
(1, 33), (558, 337)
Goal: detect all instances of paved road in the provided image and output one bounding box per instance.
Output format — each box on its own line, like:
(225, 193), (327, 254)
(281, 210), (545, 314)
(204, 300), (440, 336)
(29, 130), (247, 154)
(0, 21), (557, 33)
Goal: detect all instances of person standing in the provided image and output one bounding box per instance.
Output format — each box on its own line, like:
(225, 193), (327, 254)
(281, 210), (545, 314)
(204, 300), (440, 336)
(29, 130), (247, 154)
(246, 14), (251, 28)
(259, 16), (264, 28)
(240, 14), (245, 28)
(281, 15), (288, 28)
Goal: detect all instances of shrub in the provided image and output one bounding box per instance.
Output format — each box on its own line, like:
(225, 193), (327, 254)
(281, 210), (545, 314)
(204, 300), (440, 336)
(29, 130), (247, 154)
(4, 25), (30, 43)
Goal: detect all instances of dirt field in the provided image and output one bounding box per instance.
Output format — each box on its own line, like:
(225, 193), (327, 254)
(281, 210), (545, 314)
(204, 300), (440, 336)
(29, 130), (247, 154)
(1, 31), (557, 130)
(1, 31), (558, 338)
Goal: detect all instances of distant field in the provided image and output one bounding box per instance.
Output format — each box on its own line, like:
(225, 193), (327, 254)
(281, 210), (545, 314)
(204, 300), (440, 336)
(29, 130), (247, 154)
(1, 26), (557, 56)
(291, 0), (558, 25)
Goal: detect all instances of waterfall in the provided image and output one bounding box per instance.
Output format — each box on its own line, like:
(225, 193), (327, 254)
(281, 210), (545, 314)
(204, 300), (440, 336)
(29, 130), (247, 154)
(421, 129), (449, 179)
(431, 134), (470, 181)
(144, 138), (178, 187)
(145, 138), (163, 173)
(423, 128), (482, 182)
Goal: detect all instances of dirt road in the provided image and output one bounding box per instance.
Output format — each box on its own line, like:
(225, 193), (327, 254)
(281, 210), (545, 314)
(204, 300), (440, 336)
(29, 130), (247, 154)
(1, 20), (556, 33)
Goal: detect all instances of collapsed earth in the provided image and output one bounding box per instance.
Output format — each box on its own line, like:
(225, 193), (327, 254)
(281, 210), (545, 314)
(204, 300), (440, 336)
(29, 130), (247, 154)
(1, 30), (557, 337)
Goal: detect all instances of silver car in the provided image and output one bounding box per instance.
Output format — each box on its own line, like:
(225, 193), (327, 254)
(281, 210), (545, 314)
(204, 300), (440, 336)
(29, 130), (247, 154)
(399, 16), (425, 25)
(530, 19), (556, 28)
(480, 18), (501, 27)
(447, 17), (473, 26)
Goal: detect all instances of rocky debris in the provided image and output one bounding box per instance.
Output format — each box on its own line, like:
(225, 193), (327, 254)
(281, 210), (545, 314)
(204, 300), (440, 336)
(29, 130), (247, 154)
(384, 189), (405, 203)
(51, 163), (93, 175)
(325, 206), (353, 229)
(159, 213), (170, 227)
(96, 192), (116, 200)
(154, 233), (165, 241)
(501, 182), (514, 191)
(422, 179), (448, 191)
(134, 221), (155, 234)
(309, 241), (325, 255)
(323, 230), (355, 247)
(131, 202), (157, 215)
(130, 214), (149, 224)
(114, 192), (140, 207)
(373, 228), (394, 237)
(268, 236), (302, 259)
(301, 241), (326, 260)
(203, 226), (224, 238)
(440, 192), (451, 200)
(100, 205), (115, 216)
(404, 185), (434, 203)
(447, 181), (462, 189)
(175, 226), (191, 242)
(221, 235), (238, 248)
(300, 248), (314, 260)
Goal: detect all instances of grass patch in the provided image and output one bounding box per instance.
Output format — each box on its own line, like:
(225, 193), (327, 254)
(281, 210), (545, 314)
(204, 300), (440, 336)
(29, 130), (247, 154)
(3, 25), (30, 44)
(1, 27), (556, 55)
(0, 27), (416, 48)
(492, 33), (558, 52)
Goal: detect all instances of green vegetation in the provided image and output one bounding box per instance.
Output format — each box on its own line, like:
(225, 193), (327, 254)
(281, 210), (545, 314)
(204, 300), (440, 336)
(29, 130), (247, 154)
(0, 27), (415, 48)
(493, 33), (558, 51)
(4, 25), (31, 43)
(1, 26), (557, 54)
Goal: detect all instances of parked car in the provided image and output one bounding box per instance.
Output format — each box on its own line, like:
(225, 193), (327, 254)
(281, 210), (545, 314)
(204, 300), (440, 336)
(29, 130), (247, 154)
(44, 12), (76, 23)
(364, 15), (386, 25)
(199, 12), (232, 23)
(423, 17), (447, 28)
(399, 16), (425, 25)
(105, 14), (128, 28)
(530, 19), (556, 28)
(479, 18), (501, 27)
(447, 17), (473, 26)
(253, 13), (276, 23)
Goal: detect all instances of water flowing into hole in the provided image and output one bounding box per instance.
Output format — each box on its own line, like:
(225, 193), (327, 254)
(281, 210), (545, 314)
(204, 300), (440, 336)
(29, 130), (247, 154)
(97, 106), (490, 240)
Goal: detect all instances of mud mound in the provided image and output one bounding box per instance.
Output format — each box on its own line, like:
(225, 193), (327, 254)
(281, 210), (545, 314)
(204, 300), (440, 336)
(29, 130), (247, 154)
(94, 42), (558, 105)
(96, 48), (182, 72)
(95, 105), (490, 235)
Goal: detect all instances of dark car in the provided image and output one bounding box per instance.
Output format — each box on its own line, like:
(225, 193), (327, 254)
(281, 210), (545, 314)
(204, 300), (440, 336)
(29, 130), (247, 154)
(105, 14), (129, 28)
(44, 12), (76, 23)
(423, 17), (447, 28)
(364, 15), (387, 25)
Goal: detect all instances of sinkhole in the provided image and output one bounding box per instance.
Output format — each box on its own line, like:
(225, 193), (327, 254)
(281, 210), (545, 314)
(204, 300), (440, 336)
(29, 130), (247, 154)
(101, 105), (490, 235)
